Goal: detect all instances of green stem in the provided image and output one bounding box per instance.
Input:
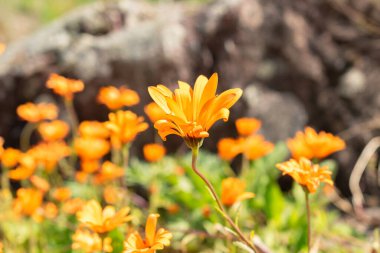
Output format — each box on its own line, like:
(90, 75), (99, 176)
(20, 123), (37, 151)
(241, 153), (250, 177)
(191, 148), (260, 253)
(122, 144), (130, 168)
(305, 190), (311, 253)
(64, 99), (78, 137)
(1, 166), (10, 191)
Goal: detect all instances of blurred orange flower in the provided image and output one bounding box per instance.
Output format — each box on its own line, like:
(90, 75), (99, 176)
(17, 102), (58, 123)
(276, 157), (334, 193)
(235, 118), (261, 136)
(242, 135), (274, 160)
(221, 177), (255, 206)
(1, 148), (22, 168)
(8, 154), (36, 180)
(75, 137), (110, 160)
(38, 120), (70, 141)
(72, 228), (113, 253)
(144, 102), (166, 123)
(77, 200), (132, 233)
(0, 137), (3, 158)
(287, 127), (346, 160)
(104, 110), (148, 148)
(52, 187), (72, 202)
(13, 188), (43, 216)
(124, 214), (172, 253)
(0, 43), (6, 55)
(143, 144), (166, 163)
(217, 138), (241, 161)
(148, 73), (242, 148)
(76, 171), (89, 183)
(63, 198), (85, 214)
(46, 73), (84, 100)
(94, 161), (125, 184)
(98, 86), (140, 110)
(30, 175), (50, 193)
(103, 186), (126, 205)
(42, 202), (58, 219)
(80, 160), (100, 174)
(78, 121), (109, 139)
(166, 204), (180, 215)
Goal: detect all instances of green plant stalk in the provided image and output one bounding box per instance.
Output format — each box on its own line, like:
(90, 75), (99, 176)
(64, 99), (79, 138)
(1, 166), (10, 191)
(305, 190), (311, 253)
(191, 148), (260, 253)
(20, 122), (37, 151)
(122, 143), (130, 168)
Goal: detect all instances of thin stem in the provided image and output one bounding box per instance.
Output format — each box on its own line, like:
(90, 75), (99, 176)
(64, 99), (79, 137)
(241, 153), (250, 177)
(191, 148), (260, 253)
(20, 122), (37, 151)
(122, 144), (130, 168)
(1, 166), (10, 192)
(305, 190), (311, 253)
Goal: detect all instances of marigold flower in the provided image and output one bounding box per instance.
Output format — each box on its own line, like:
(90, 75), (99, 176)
(8, 154), (36, 180)
(98, 86), (140, 110)
(144, 102), (166, 123)
(13, 188), (43, 216)
(63, 198), (85, 214)
(221, 178), (255, 206)
(242, 135), (274, 160)
(78, 121), (110, 139)
(124, 214), (172, 253)
(72, 228), (113, 253)
(52, 187), (72, 202)
(17, 102), (58, 123)
(38, 120), (70, 141)
(94, 161), (125, 184)
(77, 200), (132, 233)
(75, 137), (110, 160)
(104, 110), (148, 148)
(276, 157), (334, 193)
(46, 73), (84, 100)
(287, 127), (346, 160)
(235, 118), (261, 136)
(143, 144), (166, 162)
(148, 73), (242, 148)
(217, 138), (241, 161)
(30, 175), (50, 192)
(1, 148), (22, 168)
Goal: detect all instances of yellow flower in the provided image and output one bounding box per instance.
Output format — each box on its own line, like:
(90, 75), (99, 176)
(38, 120), (70, 141)
(144, 102), (166, 123)
(124, 214), (172, 253)
(77, 200), (132, 233)
(13, 188), (43, 216)
(17, 102), (58, 123)
(235, 118), (261, 136)
(72, 228), (113, 253)
(287, 127), (346, 160)
(104, 110), (148, 148)
(143, 144), (166, 163)
(1, 148), (22, 168)
(276, 157), (333, 193)
(94, 161), (125, 184)
(148, 73), (242, 148)
(221, 178), (255, 206)
(98, 86), (140, 110)
(46, 73), (84, 100)
(78, 121), (110, 139)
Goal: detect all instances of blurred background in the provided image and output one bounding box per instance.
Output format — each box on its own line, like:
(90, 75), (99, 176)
(0, 0), (379, 204)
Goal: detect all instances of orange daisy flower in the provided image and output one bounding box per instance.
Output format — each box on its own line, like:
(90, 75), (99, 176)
(104, 110), (148, 148)
(241, 135), (274, 160)
(103, 186), (126, 205)
(13, 188), (43, 216)
(148, 73), (242, 148)
(38, 120), (70, 141)
(98, 86), (140, 110)
(72, 228), (113, 253)
(124, 214), (172, 253)
(62, 198), (85, 215)
(30, 175), (50, 193)
(8, 153), (36, 180)
(1, 148), (22, 168)
(41, 202), (59, 219)
(78, 121), (110, 139)
(75, 137), (110, 161)
(287, 127), (346, 160)
(77, 200), (132, 233)
(143, 144), (166, 163)
(46, 73), (84, 100)
(276, 157), (334, 193)
(221, 177), (255, 206)
(94, 161), (125, 184)
(144, 102), (166, 123)
(52, 187), (72, 202)
(235, 118), (261, 136)
(217, 138), (241, 161)
(17, 102), (58, 123)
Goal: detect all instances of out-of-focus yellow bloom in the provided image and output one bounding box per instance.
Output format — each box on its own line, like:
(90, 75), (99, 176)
(30, 175), (50, 193)
(0, 43), (6, 55)
(103, 186), (126, 205)
(78, 121), (109, 139)
(148, 73), (242, 148)
(1, 148), (22, 168)
(77, 200), (132, 233)
(217, 138), (241, 161)
(221, 177), (255, 206)
(46, 73), (84, 100)
(52, 187), (72, 202)
(72, 228), (113, 253)
(17, 102), (58, 123)
(13, 188), (43, 216)
(124, 214), (172, 253)
(28, 141), (71, 172)
(94, 161), (125, 184)
(287, 127), (346, 160)
(235, 118), (261, 136)
(38, 120), (70, 141)
(143, 144), (166, 163)
(63, 198), (85, 215)
(276, 157), (334, 193)
(8, 154), (36, 180)
(0, 241), (3, 253)
(98, 86), (140, 110)
(75, 137), (110, 160)
(144, 102), (166, 123)
(104, 110), (148, 148)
